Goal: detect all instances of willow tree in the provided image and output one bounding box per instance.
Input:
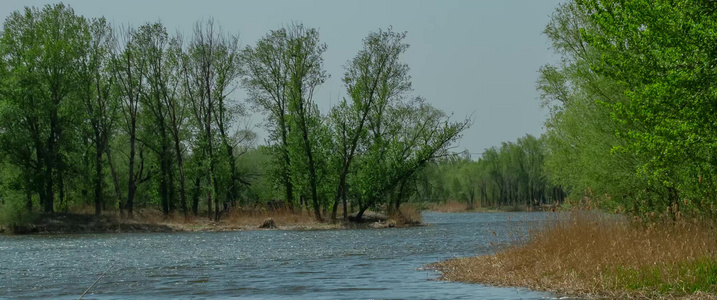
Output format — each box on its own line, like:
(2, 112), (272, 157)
(132, 22), (177, 216)
(242, 23), (328, 219)
(241, 25), (295, 210)
(77, 17), (117, 216)
(352, 97), (470, 221)
(284, 24), (329, 221)
(576, 0), (717, 216)
(110, 26), (144, 218)
(539, 1), (653, 214)
(329, 28), (412, 220)
(0, 4), (88, 213)
(182, 19), (242, 221)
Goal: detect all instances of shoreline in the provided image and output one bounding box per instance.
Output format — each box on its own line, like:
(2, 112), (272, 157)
(0, 212), (422, 235)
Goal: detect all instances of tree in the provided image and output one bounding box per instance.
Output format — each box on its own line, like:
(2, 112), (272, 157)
(283, 24), (329, 221)
(329, 28), (412, 220)
(575, 0), (717, 216)
(111, 25), (144, 218)
(242, 23), (328, 220)
(182, 19), (242, 221)
(352, 97), (470, 221)
(78, 17), (116, 215)
(0, 4), (88, 213)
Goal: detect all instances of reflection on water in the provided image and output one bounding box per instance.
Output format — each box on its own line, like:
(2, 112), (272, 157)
(0, 212), (556, 299)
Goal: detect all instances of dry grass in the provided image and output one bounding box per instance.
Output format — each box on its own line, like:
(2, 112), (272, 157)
(390, 203), (423, 225)
(220, 207), (317, 227)
(430, 201), (470, 212)
(127, 207), (324, 231)
(56, 205), (323, 231)
(13, 203), (427, 234)
(431, 210), (717, 299)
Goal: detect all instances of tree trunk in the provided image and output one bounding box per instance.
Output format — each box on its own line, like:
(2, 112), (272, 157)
(226, 144), (239, 207)
(94, 134), (103, 216)
(44, 119), (56, 213)
(126, 116), (137, 218)
(281, 125), (294, 210)
(342, 187), (348, 220)
(331, 173), (347, 221)
(43, 157), (54, 213)
(174, 137), (188, 218)
(106, 147), (124, 214)
(207, 192), (213, 221)
(355, 205), (369, 222)
(58, 171), (65, 213)
(159, 149), (169, 216)
(25, 189), (33, 211)
(306, 145), (321, 222)
(192, 176), (200, 216)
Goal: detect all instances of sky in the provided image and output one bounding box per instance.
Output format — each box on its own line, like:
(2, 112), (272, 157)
(0, 0), (563, 157)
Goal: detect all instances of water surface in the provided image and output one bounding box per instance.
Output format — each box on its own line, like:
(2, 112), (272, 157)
(0, 212), (555, 299)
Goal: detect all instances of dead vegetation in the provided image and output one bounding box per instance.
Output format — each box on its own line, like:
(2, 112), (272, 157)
(431, 210), (717, 299)
(385, 203), (424, 226)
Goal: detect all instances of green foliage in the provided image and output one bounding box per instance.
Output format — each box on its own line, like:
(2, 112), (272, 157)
(0, 192), (37, 229)
(416, 135), (564, 208)
(0, 5), (468, 223)
(538, 0), (717, 218)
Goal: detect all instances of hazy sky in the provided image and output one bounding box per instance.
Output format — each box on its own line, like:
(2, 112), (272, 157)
(1, 0), (563, 156)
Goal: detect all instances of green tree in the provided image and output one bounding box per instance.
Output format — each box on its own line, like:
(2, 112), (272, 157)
(77, 17), (117, 215)
(0, 4), (88, 213)
(329, 27), (412, 220)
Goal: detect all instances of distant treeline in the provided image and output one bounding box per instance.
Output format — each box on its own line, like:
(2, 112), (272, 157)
(0, 4), (469, 222)
(413, 135), (565, 209)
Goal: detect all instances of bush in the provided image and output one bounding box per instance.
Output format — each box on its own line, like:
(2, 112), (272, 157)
(0, 194), (37, 233)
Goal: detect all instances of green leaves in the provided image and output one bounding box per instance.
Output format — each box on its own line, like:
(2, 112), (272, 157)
(539, 0), (717, 216)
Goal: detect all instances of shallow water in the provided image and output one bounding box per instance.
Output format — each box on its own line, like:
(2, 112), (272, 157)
(0, 212), (556, 299)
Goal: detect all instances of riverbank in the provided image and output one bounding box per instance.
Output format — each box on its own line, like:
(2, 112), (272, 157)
(0, 207), (423, 235)
(430, 211), (717, 299)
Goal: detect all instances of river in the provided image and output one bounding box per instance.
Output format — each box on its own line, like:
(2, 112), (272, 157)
(0, 212), (556, 299)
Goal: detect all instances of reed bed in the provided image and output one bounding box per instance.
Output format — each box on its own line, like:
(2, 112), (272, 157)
(431, 210), (717, 299)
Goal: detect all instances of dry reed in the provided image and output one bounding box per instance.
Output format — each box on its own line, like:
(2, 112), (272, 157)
(390, 203), (423, 225)
(60, 204), (321, 230)
(431, 210), (717, 299)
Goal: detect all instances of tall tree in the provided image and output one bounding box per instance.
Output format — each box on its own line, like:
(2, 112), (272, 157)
(352, 97), (470, 220)
(78, 17), (116, 215)
(241, 26), (295, 210)
(111, 25), (144, 218)
(284, 23), (329, 221)
(0, 4), (87, 213)
(182, 19), (242, 221)
(329, 28), (412, 220)
(242, 23), (328, 219)
(133, 22), (179, 216)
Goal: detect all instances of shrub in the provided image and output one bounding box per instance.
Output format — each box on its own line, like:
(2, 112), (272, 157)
(0, 193), (37, 233)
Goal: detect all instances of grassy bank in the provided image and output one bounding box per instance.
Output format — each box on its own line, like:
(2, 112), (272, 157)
(431, 211), (717, 299)
(0, 204), (423, 234)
